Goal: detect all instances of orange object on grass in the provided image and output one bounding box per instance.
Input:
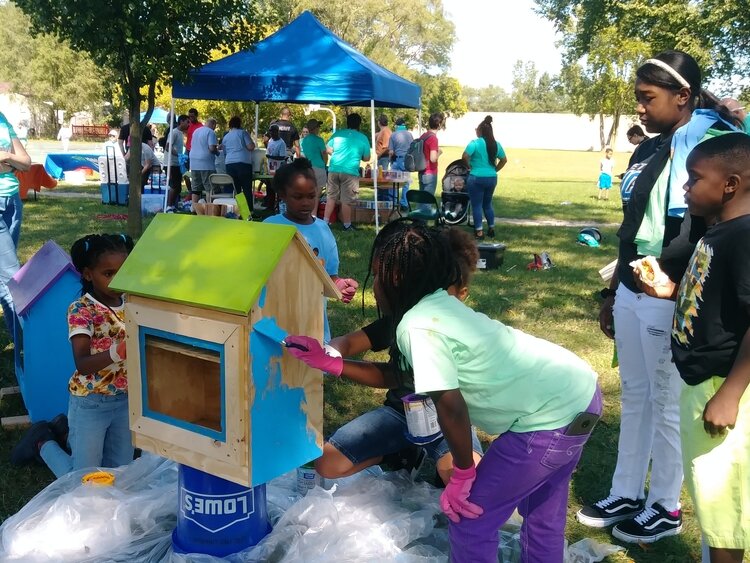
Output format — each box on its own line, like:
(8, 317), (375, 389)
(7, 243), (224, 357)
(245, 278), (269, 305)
(15, 164), (58, 200)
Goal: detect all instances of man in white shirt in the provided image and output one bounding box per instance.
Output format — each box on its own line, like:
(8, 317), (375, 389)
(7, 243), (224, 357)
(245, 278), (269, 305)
(188, 118), (218, 203)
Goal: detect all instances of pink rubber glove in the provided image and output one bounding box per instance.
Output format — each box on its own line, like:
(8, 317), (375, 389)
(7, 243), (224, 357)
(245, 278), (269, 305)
(334, 278), (359, 304)
(284, 335), (343, 376)
(440, 464), (484, 523)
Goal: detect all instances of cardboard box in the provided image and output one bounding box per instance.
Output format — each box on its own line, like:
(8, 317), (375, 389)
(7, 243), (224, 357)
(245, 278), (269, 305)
(353, 206), (396, 225)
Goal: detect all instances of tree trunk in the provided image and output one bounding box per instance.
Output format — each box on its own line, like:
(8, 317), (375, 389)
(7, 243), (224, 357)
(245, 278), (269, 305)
(606, 110), (621, 147)
(598, 114), (605, 150)
(127, 84), (143, 239)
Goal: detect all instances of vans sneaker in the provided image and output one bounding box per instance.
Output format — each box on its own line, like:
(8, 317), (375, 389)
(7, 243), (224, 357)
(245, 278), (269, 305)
(576, 495), (645, 527)
(611, 503), (682, 543)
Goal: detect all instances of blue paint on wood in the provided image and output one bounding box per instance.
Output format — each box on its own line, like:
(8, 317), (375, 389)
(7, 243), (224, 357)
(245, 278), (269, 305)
(252, 317), (288, 345)
(249, 317), (320, 486)
(13, 271), (80, 421)
(258, 286), (267, 308)
(140, 327), (227, 441)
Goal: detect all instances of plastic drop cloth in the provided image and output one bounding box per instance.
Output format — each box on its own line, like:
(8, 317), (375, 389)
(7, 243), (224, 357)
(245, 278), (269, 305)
(0, 455), (623, 563)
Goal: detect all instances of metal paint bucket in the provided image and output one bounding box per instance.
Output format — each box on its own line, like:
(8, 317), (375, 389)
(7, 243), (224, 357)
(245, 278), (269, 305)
(402, 393), (442, 444)
(296, 461), (322, 496)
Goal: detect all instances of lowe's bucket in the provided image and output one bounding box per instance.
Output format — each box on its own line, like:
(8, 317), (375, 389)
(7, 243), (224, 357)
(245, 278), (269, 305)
(172, 464), (271, 557)
(402, 393), (443, 444)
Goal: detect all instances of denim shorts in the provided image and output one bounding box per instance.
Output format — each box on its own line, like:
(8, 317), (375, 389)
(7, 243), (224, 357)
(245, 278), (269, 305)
(328, 405), (483, 464)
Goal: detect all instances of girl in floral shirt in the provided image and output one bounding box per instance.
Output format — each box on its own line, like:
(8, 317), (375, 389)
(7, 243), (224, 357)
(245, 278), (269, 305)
(11, 233), (135, 476)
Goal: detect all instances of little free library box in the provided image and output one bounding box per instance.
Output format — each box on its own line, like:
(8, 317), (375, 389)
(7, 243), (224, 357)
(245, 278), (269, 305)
(109, 214), (339, 486)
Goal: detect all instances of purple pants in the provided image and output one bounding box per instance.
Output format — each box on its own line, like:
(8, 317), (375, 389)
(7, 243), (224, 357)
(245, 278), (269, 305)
(450, 386), (602, 563)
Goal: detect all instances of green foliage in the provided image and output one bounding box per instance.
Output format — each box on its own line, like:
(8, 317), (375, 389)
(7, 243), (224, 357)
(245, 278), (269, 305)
(463, 85), (514, 113)
(510, 61), (570, 113)
(0, 2), (107, 133)
(14, 0), (271, 237)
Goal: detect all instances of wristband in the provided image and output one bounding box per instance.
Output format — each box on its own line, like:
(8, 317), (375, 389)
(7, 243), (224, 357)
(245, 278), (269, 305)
(109, 343), (123, 363)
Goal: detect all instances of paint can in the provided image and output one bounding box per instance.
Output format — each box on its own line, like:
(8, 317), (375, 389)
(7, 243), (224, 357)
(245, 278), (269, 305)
(402, 393), (442, 444)
(296, 461), (322, 496)
(172, 464), (271, 557)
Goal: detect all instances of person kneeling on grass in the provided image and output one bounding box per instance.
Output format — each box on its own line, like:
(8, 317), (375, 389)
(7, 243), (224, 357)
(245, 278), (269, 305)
(11, 234), (134, 476)
(292, 222), (483, 485)
(286, 219), (600, 563)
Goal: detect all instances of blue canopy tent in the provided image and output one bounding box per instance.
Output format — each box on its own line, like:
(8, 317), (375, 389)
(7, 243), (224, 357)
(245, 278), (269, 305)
(140, 107), (170, 124)
(171, 11), (421, 229)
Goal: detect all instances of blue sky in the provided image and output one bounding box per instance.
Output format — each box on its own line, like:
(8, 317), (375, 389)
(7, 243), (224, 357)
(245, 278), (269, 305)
(443, 0), (562, 91)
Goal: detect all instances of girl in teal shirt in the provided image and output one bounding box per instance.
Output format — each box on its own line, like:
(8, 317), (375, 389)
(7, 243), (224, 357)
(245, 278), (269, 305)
(462, 116), (507, 240)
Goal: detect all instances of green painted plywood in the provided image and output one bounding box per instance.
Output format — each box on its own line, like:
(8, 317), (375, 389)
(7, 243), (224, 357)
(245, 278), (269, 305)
(110, 214), (296, 315)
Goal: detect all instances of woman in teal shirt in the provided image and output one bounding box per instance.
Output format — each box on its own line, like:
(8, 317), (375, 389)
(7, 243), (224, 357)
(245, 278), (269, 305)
(462, 116), (507, 240)
(0, 111), (31, 338)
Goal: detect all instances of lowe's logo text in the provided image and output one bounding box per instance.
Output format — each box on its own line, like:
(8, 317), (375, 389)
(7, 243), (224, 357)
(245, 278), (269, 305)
(180, 487), (256, 533)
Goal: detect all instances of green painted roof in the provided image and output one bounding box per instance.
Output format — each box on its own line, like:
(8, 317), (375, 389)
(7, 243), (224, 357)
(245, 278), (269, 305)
(110, 214), (297, 315)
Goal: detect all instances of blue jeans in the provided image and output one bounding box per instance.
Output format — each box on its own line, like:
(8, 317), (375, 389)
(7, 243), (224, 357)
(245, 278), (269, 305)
(418, 172), (437, 196)
(0, 193), (22, 337)
(467, 175), (497, 232)
(40, 393), (133, 478)
(391, 156), (411, 207)
(328, 405), (483, 464)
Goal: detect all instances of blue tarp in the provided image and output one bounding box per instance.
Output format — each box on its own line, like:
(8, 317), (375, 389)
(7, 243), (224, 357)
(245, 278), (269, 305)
(140, 108), (170, 124)
(44, 153), (101, 180)
(172, 11), (420, 108)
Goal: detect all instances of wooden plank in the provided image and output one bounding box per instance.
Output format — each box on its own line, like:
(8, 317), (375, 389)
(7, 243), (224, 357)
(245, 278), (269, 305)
(599, 259), (618, 282)
(128, 294), (248, 327)
(145, 336), (220, 363)
(134, 433), (250, 486)
(1, 415), (31, 429)
(0, 386), (20, 401)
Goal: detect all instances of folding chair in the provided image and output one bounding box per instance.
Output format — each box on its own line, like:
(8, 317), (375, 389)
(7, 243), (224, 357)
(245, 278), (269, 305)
(406, 190), (444, 225)
(207, 173), (237, 202)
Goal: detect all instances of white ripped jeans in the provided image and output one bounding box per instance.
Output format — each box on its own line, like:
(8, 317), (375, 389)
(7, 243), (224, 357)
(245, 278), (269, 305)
(610, 284), (683, 511)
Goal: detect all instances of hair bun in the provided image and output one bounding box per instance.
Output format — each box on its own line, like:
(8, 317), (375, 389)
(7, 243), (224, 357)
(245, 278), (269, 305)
(483, 116), (493, 125)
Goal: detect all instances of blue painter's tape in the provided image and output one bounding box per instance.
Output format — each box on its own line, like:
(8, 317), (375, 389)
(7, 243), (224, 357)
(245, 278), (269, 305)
(139, 327), (227, 441)
(249, 317), (320, 485)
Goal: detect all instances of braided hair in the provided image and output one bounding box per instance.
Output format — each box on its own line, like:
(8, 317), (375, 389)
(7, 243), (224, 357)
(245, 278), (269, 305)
(273, 158), (316, 196)
(70, 233), (134, 296)
(363, 219), (460, 373)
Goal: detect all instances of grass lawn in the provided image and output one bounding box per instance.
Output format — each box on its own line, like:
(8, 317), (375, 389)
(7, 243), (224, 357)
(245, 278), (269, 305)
(0, 148), (710, 562)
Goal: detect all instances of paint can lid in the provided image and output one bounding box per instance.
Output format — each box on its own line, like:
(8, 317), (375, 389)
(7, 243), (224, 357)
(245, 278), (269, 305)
(81, 471), (115, 486)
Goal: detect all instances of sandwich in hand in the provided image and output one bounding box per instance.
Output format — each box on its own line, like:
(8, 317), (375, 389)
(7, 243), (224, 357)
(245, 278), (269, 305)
(630, 256), (670, 287)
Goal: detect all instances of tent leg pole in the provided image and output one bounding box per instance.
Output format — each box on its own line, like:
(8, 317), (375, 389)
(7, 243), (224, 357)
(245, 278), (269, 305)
(418, 102), (422, 135)
(371, 99), (379, 232)
(254, 103), (259, 140)
(163, 97), (176, 212)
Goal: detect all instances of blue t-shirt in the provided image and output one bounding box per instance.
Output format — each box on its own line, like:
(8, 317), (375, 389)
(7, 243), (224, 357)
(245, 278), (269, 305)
(327, 129), (371, 176)
(301, 134), (327, 169)
(189, 126), (218, 171)
(266, 138), (287, 158)
(464, 137), (506, 178)
(0, 113), (20, 197)
(388, 128), (414, 158)
(223, 128), (253, 165)
(263, 214), (339, 342)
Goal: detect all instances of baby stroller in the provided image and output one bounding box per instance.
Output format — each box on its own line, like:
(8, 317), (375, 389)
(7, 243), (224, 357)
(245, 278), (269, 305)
(441, 159), (472, 225)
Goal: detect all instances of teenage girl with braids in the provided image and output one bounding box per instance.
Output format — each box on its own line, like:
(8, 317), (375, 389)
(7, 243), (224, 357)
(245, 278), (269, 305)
(462, 115), (507, 240)
(287, 219), (600, 563)
(11, 234), (134, 476)
(579, 50), (742, 544)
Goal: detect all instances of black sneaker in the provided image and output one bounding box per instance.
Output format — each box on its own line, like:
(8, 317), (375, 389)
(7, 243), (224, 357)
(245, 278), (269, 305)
(576, 495), (645, 528)
(612, 503), (682, 543)
(382, 446), (427, 480)
(343, 224), (359, 232)
(49, 413), (70, 453)
(10, 422), (54, 466)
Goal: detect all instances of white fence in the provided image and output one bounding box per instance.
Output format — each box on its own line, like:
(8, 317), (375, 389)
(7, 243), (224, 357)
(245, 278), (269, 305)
(427, 111), (640, 151)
